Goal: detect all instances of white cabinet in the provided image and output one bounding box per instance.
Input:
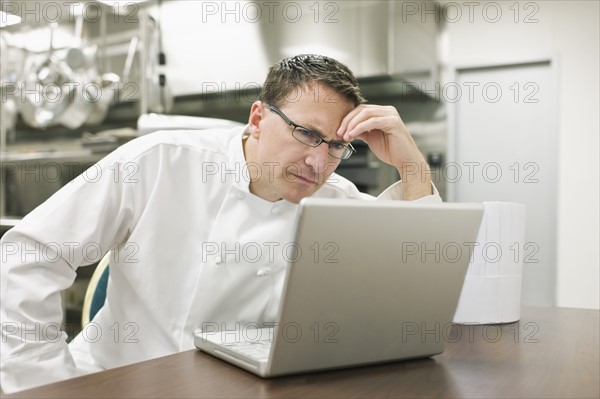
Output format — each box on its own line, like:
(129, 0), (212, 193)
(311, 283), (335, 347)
(160, 1), (272, 95)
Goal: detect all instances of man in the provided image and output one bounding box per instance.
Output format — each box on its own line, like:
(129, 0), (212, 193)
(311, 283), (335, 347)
(0, 54), (440, 393)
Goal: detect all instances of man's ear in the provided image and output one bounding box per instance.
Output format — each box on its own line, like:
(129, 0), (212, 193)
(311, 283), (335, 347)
(248, 101), (264, 139)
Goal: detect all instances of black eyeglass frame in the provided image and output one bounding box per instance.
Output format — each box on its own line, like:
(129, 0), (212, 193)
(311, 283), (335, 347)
(264, 104), (356, 160)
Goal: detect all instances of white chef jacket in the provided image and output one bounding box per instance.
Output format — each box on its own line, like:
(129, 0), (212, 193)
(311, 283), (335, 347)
(0, 125), (441, 393)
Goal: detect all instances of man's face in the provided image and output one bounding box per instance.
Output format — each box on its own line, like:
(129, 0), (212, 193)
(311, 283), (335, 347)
(246, 83), (355, 204)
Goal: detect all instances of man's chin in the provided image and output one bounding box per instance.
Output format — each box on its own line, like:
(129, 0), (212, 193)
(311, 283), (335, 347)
(281, 187), (319, 204)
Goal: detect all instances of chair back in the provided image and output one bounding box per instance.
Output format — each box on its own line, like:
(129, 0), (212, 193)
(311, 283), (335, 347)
(81, 252), (110, 326)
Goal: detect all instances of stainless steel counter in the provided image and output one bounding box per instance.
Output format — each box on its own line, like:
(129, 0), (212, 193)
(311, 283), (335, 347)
(1, 139), (109, 217)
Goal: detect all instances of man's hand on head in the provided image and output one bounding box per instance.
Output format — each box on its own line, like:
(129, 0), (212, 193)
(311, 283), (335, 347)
(336, 104), (433, 199)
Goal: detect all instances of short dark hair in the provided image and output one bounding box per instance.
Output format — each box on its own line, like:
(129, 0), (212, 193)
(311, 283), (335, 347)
(259, 54), (366, 107)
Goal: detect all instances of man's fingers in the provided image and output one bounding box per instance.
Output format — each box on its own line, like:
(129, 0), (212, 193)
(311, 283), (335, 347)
(345, 116), (400, 141)
(344, 119), (377, 141)
(338, 105), (400, 139)
(337, 105), (366, 137)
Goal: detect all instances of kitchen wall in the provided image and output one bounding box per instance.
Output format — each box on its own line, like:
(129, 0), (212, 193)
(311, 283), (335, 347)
(439, 0), (599, 309)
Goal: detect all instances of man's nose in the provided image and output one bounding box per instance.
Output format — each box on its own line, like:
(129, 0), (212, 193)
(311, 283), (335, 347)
(305, 143), (336, 175)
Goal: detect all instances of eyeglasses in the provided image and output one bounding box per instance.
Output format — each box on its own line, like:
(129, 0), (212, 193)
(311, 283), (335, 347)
(265, 104), (356, 160)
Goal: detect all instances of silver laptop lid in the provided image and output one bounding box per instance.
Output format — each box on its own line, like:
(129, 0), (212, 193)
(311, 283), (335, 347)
(266, 199), (484, 375)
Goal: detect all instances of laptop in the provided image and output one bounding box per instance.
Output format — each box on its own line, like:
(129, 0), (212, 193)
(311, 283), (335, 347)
(195, 198), (484, 377)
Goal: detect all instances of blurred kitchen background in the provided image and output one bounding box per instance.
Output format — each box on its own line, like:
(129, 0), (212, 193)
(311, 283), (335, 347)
(1, 0), (598, 331)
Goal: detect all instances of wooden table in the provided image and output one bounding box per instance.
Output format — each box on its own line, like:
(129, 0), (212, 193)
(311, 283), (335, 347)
(4, 307), (599, 398)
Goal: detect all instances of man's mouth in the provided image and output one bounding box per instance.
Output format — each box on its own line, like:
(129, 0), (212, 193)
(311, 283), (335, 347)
(292, 174), (318, 185)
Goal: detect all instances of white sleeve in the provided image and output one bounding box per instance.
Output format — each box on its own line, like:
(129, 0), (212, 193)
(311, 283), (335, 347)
(376, 180), (442, 203)
(0, 156), (136, 394)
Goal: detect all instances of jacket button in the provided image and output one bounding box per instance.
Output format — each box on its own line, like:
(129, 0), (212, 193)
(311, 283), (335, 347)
(215, 256), (223, 264)
(256, 267), (272, 277)
(271, 206), (280, 215)
(237, 192), (245, 200)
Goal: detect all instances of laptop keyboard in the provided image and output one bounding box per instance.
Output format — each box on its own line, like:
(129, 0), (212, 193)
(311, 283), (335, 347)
(223, 340), (272, 362)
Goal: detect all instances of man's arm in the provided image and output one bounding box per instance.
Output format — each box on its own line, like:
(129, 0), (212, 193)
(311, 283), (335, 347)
(0, 158), (135, 393)
(336, 105), (433, 201)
